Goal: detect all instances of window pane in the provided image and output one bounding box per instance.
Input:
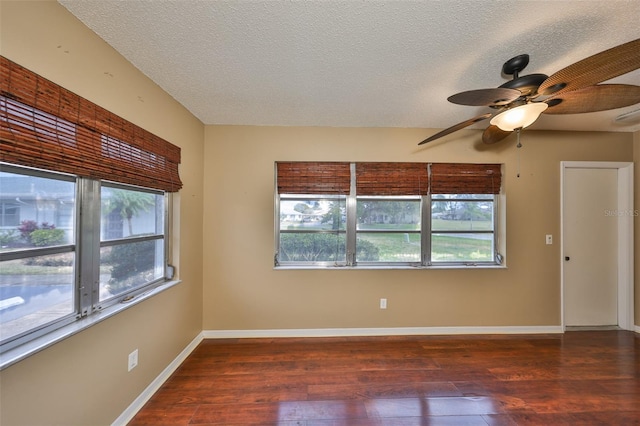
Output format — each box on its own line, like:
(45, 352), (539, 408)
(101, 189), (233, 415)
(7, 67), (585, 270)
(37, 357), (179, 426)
(1, 203), (20, 227)
(431, 233), (494, 262)
(99, 239), (164, 301)
(280, 199), (346, 231)
(0, 253), (75, 342)
(101, 187), (164, 240)
(357, 200), (420, 231)
(0, 171), (75, 248)
(432, 200), (494, 231)
(279, 233), (346, 262)
(356, 199), (420, 262)
(356, 233), (418, 262)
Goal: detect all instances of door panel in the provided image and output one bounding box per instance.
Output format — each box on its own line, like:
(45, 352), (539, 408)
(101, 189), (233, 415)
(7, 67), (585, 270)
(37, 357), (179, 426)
(563, 168), (617, 326)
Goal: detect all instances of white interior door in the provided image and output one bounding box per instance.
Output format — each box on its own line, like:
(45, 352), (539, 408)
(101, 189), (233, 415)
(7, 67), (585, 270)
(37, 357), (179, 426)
(563, 167), (618, 326)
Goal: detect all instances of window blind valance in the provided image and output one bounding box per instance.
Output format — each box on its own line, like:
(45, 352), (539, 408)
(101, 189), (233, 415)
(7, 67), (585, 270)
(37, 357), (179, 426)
(0, 56), (182, 192)
(429, 163), (502, 194)
(276, 162), (351, 194)
(277, 162), (502, 196)
(356, 162), (428, 196)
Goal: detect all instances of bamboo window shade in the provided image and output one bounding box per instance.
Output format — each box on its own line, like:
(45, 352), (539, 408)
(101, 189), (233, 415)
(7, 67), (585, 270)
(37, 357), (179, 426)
(0, 56), (182, 192)
(356, 162), (428, 195)
(277, 162), (350, 194)
(429, 163), (502, 194)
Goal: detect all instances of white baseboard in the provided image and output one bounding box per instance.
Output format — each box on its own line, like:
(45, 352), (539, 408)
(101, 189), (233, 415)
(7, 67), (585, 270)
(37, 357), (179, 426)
(635, 325), (640, 334)
(112, 332), (204, 426)
(202, 325), (563, 339)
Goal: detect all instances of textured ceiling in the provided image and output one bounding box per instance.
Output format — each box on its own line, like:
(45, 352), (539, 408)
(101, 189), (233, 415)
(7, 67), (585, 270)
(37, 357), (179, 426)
(59, 0), (640, 134)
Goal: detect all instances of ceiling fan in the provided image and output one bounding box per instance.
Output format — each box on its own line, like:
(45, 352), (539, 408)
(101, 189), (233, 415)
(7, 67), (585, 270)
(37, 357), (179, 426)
(419, 38), (640, 146)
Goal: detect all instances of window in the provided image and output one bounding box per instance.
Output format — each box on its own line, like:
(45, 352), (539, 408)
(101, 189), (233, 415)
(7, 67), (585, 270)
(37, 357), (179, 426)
(0, 167), (76, 347)
(357, 197), (422, 263)
(278, 196), (347, 264)
(275, 162), (503, 268)
(0, 57), (181, 362)
(276, 162), (350, 266)
(428, 163), (501, 265)
(431, 194), (495, 263)
(0, 165), (169, 352)
(99, 184), (166, 302)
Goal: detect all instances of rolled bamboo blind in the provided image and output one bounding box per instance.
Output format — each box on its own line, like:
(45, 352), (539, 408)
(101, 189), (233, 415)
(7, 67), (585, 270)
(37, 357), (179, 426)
(429, 163), (502, 194)
(277, 162), (502, 196)
(356, 162), (428, 195)
(276, 162), (350, 194)
(0, 56), (182, 192)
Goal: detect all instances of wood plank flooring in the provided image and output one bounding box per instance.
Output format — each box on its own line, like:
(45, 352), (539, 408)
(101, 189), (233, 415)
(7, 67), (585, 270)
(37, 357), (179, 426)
(129, 331), (640, 425)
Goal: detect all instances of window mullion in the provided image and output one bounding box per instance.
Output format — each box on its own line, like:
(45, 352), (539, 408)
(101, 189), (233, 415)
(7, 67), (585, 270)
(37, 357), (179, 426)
(77, 178), (101, 316)
(346, 163), (357, 266)
(422, 195), (431, 266)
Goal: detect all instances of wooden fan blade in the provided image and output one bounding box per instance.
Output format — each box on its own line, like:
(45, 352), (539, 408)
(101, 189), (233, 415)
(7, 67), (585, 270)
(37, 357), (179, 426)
(544, 84), (640, 114)
(482, 125), (513, 144)
(538, 38), (640, 96)
(418, 113), (492, 145)
(448, 88), (521, 106)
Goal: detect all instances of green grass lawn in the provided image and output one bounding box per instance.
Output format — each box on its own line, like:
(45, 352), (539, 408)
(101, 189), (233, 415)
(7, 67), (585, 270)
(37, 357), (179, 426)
(357, 232), (492, 262)
(357, 232), (421, 262)
(431, 234), (493, 261)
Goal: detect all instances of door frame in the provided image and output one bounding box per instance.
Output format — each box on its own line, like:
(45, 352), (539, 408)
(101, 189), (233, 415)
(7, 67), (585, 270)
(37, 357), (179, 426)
(560, 161), (634, 331)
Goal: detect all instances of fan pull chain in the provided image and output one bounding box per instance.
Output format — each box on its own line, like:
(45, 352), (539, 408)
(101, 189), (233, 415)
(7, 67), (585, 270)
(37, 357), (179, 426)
(516, 128), (522, 178)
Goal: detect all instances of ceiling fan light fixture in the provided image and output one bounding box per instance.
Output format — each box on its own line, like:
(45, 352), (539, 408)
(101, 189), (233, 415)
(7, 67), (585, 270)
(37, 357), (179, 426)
(490, 102), (548, 131)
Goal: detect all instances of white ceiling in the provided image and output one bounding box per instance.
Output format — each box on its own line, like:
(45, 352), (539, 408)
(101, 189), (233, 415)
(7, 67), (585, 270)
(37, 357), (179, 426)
(59, 0), (640, 135)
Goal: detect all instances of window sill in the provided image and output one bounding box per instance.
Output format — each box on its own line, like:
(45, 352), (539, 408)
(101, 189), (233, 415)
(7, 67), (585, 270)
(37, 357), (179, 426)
(274, 264), (507, 270)
(0, 279), (181, 371)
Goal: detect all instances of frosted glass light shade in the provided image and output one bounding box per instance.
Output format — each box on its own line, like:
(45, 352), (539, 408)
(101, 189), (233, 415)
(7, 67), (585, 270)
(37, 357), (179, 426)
(490, 103), (548, 131)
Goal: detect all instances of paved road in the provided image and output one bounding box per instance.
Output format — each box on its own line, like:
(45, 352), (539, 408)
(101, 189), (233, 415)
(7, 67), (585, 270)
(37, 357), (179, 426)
(0, 280), (73, 322)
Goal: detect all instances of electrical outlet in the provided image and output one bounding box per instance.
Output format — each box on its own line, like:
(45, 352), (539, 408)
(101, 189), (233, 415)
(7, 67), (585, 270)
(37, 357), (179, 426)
(128, 349), (138, 371)
(546, 234), (553, 245)
(380, 298), (387, 309)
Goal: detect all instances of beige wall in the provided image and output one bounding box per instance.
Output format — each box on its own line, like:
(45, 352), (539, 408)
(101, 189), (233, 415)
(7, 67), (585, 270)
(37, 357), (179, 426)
(203, 126), (633, 330)
(0, 1), (638, 425)
(0, 2), (204, 425)
(635, 130), (640, 327)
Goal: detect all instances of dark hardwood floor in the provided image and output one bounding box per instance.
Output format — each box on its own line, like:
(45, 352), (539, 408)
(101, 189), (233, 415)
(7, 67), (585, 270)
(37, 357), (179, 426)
(129, 331), (640, 425)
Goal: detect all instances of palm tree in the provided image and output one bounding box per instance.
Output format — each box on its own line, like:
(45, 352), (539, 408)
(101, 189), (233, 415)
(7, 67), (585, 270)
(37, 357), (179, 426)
(102, 189), (154, 236)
